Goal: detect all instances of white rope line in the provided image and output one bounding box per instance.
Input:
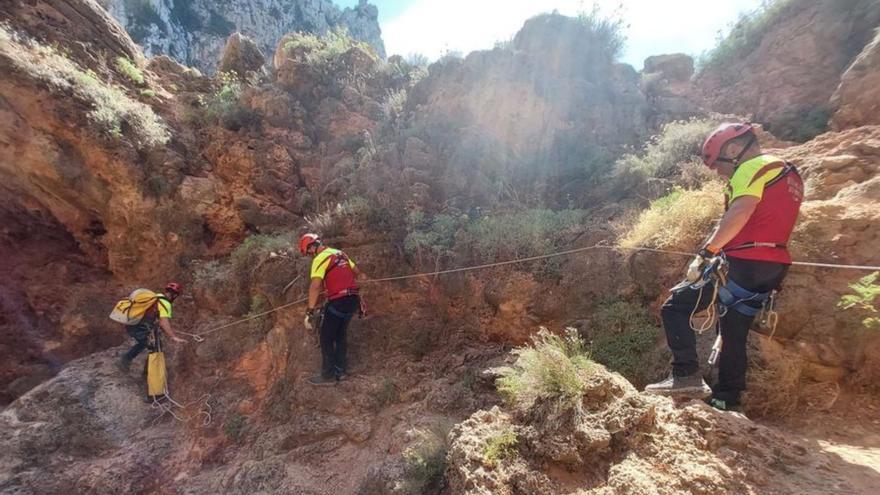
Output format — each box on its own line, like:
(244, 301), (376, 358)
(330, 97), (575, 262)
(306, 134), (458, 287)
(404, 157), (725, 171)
(791, 260), (880, 271)
(179, 244), (879, 342)
(179, 296), (310, 341)
(364, 245), (606, 283)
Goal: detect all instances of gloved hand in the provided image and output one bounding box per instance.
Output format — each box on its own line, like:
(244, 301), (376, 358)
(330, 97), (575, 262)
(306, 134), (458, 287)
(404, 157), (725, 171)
(697, 245), (721, 261)
(687, 245), (721, 282)
(303, 308), (320, 330)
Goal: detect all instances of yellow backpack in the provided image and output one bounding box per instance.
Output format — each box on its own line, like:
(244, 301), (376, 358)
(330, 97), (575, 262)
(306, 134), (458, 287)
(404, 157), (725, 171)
(109, 289), (165, 326)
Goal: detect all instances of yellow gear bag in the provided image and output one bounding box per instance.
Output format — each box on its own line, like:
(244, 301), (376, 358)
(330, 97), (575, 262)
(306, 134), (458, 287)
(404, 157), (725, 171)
(146, 351), (168, 398)
(109, 289), (163, 325)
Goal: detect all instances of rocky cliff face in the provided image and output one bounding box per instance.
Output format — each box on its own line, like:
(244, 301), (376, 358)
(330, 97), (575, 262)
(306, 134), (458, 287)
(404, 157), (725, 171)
(2, 0), (880, 493)
(831, 28), (880, 129)
(96, 0), (385, 74)
(402, 13), (651, 209)
(695, 0), (880, 141)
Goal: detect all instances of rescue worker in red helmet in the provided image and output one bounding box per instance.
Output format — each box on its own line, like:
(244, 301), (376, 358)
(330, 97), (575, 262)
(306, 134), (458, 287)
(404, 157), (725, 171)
(645, 123), (804, 411)
(298, 234), (368, 385)
(119, 282), (186, 372)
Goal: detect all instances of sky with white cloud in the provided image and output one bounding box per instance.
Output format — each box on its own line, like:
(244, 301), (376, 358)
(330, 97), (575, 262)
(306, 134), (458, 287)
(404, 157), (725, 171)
(338, 0), (766, 68)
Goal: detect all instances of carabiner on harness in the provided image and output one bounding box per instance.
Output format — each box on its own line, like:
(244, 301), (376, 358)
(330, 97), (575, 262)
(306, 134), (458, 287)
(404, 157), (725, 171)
(756, 289), (780, 339)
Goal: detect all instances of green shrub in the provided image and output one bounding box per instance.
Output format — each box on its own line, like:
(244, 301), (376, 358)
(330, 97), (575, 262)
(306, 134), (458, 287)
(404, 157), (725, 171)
(115, 56), (144, 85)
(619, 181), (724, 250)
(482, 428), (518, 468)
(404, 212), (463, 265)
(576, 5), (627, 61)
(229, 233), (295, 276)
(698, 0), (795, 73)
(382, 88), (407, 125)
(305, 198), (370, 238)
(197, 72), (258, 130)
(139, 88), (156, 98)
(399, 425), (451, 493)
(615, 119), (717, 181)
(495, 328), (597, 412)
(768, 105), (830, 143)
(281, 28), (377, 83)
(460, 209), (587, 263)
(0, 26), (168, 147)
(838, 272), (880, 329)
(590, 301), (661, 385)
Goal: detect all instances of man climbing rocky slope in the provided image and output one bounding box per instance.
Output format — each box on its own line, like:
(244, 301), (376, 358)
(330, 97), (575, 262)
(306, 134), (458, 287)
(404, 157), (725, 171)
(1, 0), (879, 493)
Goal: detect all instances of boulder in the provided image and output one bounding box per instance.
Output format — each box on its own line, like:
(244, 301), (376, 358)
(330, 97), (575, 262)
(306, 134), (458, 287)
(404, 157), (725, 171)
(643, 53), (694, 82)
(218, 32), (266, 78)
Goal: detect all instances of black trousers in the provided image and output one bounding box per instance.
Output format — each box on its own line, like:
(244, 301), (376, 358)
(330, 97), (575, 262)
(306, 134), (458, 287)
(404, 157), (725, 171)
(662, 257), (788, 403)
(123, 324), (158, 362)
(320, 296), (358, 378)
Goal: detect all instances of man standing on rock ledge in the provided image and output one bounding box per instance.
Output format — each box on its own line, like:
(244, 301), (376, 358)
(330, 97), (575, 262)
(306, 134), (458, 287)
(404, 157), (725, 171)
(645, 123), (804, 411)
(299, 233), (367, 386)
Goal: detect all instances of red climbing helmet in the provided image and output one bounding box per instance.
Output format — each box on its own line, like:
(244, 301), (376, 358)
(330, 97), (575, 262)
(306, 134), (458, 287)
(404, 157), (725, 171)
(164, 282), (183, 295)
(298, 233), (320, 255)
(701, 122), (756, 168)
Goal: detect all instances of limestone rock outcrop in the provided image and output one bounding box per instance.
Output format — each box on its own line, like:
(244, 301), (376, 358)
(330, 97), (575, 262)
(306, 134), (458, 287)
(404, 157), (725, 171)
(218, 32), (266, 78)
(831, 29), (880, 129)
(641, 53), (700, 126)
(96, 0), (385, 74)
(446, 365), (842, 494)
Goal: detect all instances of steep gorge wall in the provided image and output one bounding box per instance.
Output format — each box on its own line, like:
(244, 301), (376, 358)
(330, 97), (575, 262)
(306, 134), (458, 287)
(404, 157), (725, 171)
(695, 0), (880, 140)
(97, 0), (385, 74)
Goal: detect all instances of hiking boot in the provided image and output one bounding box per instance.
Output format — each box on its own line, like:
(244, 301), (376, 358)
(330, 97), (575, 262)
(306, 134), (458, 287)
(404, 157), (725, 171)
(644, 372), (711, 398)
(307, 375), (337, 387)
(117, 358), (132, 374)
(706, 397), (741, 412)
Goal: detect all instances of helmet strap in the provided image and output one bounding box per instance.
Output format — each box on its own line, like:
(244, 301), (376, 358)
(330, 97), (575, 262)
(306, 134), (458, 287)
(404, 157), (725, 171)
(717, 133), (756, 168)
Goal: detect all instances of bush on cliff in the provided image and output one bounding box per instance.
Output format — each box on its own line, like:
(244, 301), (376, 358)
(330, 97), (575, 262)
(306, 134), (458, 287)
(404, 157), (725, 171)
(194, 72), (258, 130)
(281, 28), (377, 83)
(698, 0), (796, 73)
(0, 26), (169, 148)
(615, 118), (717, 183)
(495, 328), (597, 412)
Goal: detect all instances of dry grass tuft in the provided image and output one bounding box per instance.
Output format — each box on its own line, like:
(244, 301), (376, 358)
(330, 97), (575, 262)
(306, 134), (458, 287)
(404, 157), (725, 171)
(744, 336), (805, 418)
(0, 24), (169, 148)
(619, 181), (724, 250)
